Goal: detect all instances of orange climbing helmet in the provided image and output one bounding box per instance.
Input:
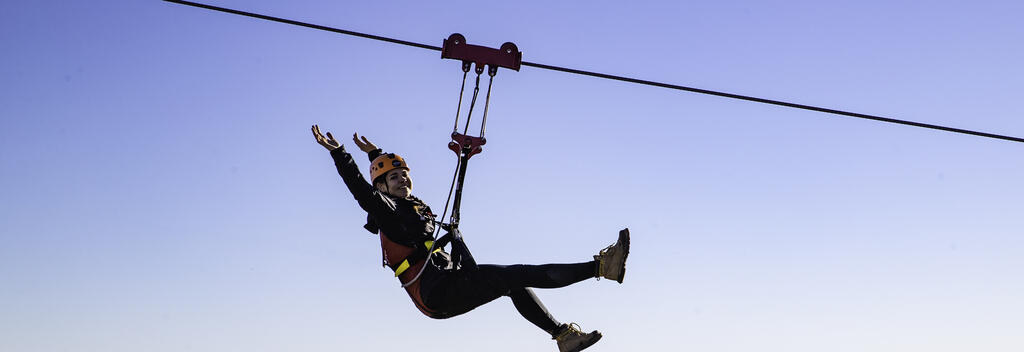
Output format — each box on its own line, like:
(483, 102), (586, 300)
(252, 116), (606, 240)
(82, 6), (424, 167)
(370, 153), (409, 182)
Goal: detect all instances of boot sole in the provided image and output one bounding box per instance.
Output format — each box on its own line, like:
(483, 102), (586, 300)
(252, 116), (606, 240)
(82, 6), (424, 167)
(616, 228), (630, 283)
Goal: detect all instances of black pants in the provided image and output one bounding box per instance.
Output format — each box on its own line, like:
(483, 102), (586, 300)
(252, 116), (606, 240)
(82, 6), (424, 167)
(420, 237), (596, 336)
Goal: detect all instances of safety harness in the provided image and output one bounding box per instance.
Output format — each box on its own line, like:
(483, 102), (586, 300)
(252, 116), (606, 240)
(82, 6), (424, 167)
(377, 230), (442, 317)
(386, 238), (439, 277)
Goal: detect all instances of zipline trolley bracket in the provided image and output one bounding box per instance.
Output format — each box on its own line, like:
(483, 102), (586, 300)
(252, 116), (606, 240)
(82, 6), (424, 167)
(439, 33), (521, 229)
(442, 33), (522, 76)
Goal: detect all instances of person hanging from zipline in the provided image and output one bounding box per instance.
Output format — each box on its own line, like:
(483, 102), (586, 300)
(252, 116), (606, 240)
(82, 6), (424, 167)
(312, 125), (630, 352)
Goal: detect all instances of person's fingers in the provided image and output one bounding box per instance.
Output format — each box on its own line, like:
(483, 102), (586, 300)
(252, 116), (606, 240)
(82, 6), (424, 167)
(313, 127), (332, 147)
(327, 132), (337, 143)
(312, 128), (322, 142)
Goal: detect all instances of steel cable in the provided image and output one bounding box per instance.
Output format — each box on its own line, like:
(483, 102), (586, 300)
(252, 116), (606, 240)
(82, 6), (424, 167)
(163, 0), (1024, 144)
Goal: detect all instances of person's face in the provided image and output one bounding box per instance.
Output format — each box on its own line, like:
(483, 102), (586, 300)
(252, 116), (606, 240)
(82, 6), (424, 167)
(377, 168), (412, 198)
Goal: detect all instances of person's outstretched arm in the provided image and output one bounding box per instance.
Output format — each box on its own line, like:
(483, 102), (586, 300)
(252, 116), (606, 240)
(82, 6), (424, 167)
(312, 125), (396, 216)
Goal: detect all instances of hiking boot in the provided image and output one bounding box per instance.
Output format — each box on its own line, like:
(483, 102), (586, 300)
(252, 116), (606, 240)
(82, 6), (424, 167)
(595, 228), (630, 283)
(553, 323), (602, 352)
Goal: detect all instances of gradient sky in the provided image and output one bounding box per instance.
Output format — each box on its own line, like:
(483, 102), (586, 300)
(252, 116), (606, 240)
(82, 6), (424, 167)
(2, 1), (1022, 351)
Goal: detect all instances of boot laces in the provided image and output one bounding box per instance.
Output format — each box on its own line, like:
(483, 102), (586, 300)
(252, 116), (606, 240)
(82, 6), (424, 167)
(595, 240), (618, 278)
(599, 242), (616, 256)
(555, 323), (585, 341)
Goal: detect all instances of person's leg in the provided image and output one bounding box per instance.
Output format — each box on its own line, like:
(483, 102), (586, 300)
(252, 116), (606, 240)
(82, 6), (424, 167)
(507, 283), (602, 352)
(425, 230), (628, 352)
(486, 262), (597, 289)
(490, 263), (596, 334)
(425, 263), (593, 332)
(509, 287), (560, 334)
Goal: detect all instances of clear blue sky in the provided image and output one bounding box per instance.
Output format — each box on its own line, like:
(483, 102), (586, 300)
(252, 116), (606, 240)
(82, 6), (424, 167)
(2, 1), (1022, 351)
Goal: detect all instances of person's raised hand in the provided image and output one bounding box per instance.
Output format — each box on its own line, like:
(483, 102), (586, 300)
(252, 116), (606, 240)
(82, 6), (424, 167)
(312, 124), (341, 151)
(352, 133), (378, 153)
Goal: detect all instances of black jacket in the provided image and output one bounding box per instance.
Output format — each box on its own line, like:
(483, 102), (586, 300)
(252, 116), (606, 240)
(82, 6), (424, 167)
(330, 146), (437, 249)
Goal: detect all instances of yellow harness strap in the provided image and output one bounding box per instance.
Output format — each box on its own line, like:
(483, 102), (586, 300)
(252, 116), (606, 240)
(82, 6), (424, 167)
(394, 240), (439, 277)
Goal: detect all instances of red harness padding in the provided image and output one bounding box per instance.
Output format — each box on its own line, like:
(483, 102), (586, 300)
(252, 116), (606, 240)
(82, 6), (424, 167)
(379, 232), (442, 318)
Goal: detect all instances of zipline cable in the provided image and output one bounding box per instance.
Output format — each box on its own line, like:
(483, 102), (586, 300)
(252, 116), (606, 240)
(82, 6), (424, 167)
(520, 61), (1024, 143)
(163, 0), (1024, 144)
(163, 0), (440, 51)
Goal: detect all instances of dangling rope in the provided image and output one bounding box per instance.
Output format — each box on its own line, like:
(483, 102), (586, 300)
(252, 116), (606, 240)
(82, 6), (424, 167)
(401, 154), (460, 288)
